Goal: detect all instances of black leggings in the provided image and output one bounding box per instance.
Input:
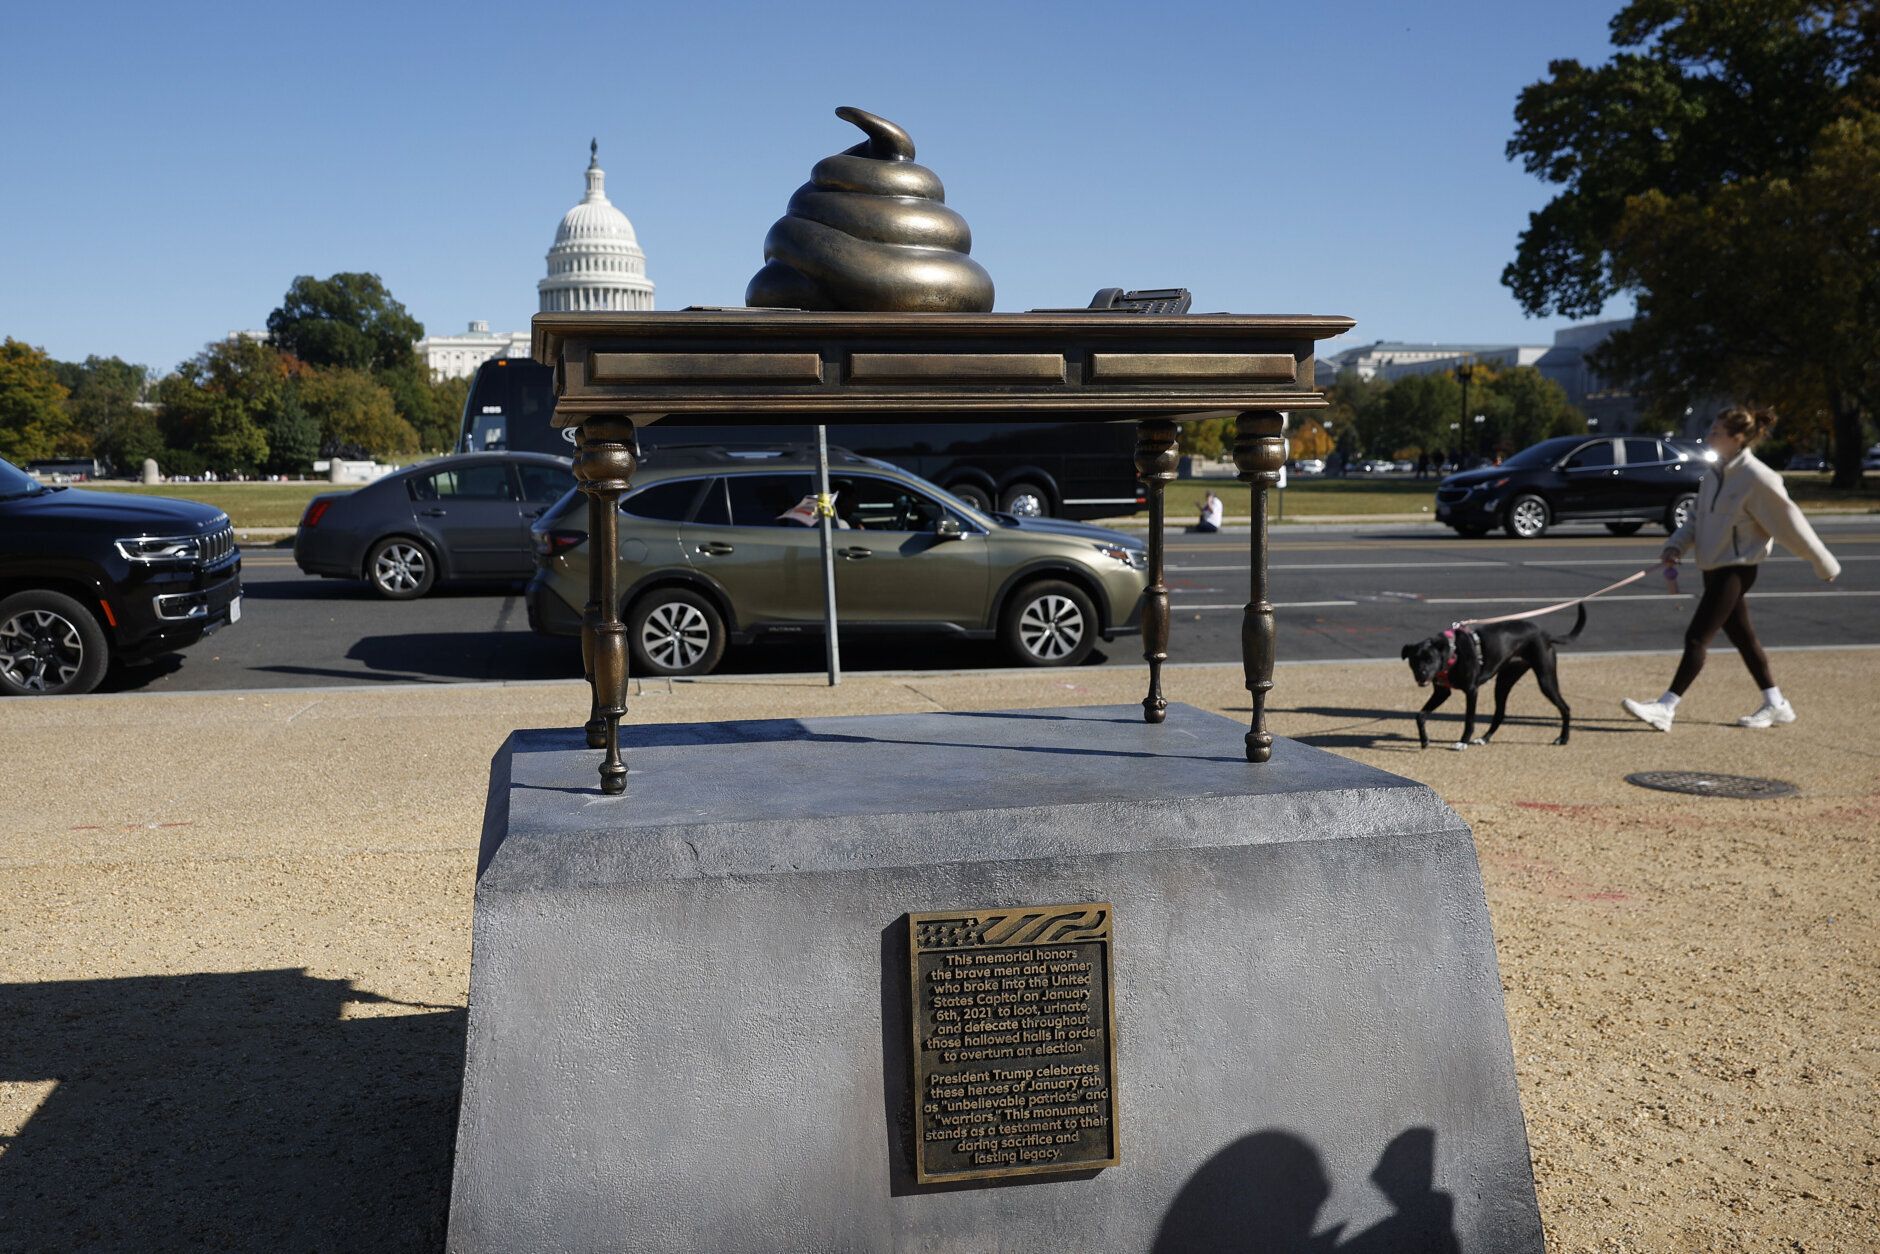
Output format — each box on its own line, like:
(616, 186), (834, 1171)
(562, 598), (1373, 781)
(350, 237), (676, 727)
(1670, 565), (1774, 695)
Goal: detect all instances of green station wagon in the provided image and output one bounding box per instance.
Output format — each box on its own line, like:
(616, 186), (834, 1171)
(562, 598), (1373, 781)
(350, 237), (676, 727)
(524, 447), (1148, 675)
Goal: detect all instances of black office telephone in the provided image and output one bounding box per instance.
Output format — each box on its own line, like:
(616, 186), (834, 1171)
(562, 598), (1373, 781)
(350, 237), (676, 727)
(1030, 287), (1194, 315)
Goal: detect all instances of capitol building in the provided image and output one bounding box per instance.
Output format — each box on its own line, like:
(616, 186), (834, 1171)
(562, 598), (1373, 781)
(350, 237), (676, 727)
(416, 141), (654, 379)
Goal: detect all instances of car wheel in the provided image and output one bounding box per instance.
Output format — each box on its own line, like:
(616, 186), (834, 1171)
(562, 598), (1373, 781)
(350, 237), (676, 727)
(999, 481), (1050, 518)
(1503, 494), (1550, 539)
(1666, 493), (1696, 535)
(1001, 579), (1097, 667)
(366, 537), (436, 600)
(1453, 523), (1491, 539)
(1605, 521), (1644, 536)
(0, 590), (110, 697)
(949, 482), (994, 513)
(628, 588), (726, 677)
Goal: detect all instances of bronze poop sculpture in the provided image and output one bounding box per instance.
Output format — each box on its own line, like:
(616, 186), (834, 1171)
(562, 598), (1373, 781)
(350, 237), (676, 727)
(745, 107), (995, 313)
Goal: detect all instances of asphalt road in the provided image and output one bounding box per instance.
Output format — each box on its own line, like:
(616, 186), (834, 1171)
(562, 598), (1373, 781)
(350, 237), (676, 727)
(98, 518), (1879, 694)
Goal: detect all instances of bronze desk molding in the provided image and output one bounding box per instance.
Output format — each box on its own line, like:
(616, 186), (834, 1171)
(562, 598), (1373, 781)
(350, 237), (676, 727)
(534, 308), (1354, 793)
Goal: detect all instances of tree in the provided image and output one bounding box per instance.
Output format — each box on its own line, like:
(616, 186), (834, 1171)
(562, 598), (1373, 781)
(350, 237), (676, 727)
(0, 339), (76, 464)
(1504, 1), (1879, 485)
(1375, 371), (1461, 459)
(261, 386), (321, 475)
(424, 372), (472, 452)
(53, 355), (150, 471)
(156, 337), (289, 473)
(1602, 108), (1880, 481)
(299, 367), (418, 457)
(266, 273), (423, 374)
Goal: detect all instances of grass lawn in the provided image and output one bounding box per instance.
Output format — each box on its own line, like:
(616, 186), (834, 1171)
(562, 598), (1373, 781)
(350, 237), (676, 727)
(81, 481), (354, 529)
(1162, 476), (1439, 518)
(1777, 471), (1880, 512)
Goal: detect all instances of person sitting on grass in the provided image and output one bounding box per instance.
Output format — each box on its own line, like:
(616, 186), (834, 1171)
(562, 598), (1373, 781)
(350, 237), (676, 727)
(1195, 490), (1223, 534)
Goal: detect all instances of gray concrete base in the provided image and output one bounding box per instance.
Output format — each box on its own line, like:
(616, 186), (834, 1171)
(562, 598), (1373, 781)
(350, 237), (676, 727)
(449, 704), (1543, 1252)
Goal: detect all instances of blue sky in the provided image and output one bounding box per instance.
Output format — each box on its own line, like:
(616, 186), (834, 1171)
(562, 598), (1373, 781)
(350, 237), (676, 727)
(1, 0), (1632, 375)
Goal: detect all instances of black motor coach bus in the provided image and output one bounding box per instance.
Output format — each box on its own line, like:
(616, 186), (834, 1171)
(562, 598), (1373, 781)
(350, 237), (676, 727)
(457, 357), (1145, 520)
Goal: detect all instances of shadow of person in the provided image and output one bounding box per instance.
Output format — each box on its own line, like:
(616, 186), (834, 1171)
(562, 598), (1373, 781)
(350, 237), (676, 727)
(1151, 1129), (1344, 1254)
(1337, 1128), (1461, 1254)
(0, 970), (465, 1253)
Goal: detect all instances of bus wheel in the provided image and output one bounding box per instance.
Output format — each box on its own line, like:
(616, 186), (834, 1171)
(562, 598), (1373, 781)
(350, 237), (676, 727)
(1000, 481), (1049, 517)
(949, 482), (993, 513)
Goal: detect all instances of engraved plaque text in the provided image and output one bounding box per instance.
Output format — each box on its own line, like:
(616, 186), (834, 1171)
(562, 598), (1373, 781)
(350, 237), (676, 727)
(908, 903), (1118, 1183)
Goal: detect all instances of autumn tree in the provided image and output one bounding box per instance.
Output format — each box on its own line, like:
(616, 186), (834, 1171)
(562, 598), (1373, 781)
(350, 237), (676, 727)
(299, 368), (418, 457)
(1504, 0), (1879, 485)
(0, 339), (77, 464)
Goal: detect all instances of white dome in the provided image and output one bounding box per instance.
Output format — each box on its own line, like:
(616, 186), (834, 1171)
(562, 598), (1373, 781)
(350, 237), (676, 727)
(539, 141), (655, 313)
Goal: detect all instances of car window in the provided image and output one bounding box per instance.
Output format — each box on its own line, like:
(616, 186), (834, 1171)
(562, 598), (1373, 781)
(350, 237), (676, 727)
(723, 473), (817, 527)
(1622, 438), (1662, 466)
(410, 463), (516, 501)
(518, 463), (574, 503)
(839, 475), (949, 532)
(621, 478), (705, 521)
(1562, 440), (1615, 470)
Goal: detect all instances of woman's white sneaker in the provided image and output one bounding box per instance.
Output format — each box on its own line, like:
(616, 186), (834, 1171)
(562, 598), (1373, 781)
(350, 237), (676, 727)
(1738, 699), (1796, 727)
(1621, 697), (1676, 731)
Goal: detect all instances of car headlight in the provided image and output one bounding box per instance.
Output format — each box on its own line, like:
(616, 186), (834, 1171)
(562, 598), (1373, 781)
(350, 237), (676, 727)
(1094, 542), (1147, 571)
(116, 534), (203, 563)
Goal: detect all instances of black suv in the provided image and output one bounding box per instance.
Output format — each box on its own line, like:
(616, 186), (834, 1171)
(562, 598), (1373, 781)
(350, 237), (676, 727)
(1433, 435), (1710, 539)
(0, 457), (241, 695)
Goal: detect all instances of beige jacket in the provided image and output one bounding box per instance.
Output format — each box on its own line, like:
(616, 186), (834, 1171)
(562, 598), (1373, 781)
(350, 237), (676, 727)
(1667, 449), (1840, 579)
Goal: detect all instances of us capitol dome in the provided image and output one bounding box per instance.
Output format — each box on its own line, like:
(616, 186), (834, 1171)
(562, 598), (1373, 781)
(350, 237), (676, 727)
(538, 140), (654, 313)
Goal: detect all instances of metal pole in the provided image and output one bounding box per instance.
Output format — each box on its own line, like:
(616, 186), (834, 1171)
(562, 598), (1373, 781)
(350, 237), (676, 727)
(816, 425), (841, 687)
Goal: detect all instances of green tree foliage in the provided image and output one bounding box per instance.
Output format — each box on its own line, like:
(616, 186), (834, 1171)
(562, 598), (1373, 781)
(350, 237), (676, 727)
(265, 273), (443, 450)
(0, 339), (77, 464)
(1504, 1), (1878, 484)
(53, 355), (150, 471)
(424, 372), (472, 451)
(299, 367), (418, 457)
(266, 273), (423, 374)
(1603, 107), (1880, 482)
(1375, 372), (1461, 459)
(155, 339), (276, 474)
(261, 385), (321, 475)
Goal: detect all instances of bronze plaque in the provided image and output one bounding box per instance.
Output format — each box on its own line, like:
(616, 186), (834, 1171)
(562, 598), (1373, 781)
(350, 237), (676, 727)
(908, 903), (1118, 1183)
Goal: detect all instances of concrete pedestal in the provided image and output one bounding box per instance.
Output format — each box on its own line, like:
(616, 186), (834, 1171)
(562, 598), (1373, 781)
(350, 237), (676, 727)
(449, 704), (1543, 1252)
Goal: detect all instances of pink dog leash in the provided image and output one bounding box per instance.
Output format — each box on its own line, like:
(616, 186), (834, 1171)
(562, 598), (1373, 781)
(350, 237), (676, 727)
(1450, 569), (1651, 630)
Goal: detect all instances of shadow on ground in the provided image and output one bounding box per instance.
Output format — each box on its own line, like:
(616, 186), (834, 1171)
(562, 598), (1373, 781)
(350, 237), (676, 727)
(0, 971), (464, 1253)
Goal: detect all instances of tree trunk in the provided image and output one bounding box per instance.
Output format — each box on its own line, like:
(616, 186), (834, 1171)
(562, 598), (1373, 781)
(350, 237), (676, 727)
(1829, 393), (1866, 490)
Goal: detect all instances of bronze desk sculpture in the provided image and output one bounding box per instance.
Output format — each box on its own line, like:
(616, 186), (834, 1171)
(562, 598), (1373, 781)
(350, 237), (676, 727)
(536, 106), (1349, 793)
(534, 308), (1351, 793)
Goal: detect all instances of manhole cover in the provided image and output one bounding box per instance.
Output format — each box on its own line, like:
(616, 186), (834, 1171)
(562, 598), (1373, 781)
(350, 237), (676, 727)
(1625, 771), (1797, 799)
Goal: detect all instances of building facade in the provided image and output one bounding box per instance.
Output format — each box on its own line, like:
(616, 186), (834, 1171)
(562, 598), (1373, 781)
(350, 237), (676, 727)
(415, 321), (533, 381)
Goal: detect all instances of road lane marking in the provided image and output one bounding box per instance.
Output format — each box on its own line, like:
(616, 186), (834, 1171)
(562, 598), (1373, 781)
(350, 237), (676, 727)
(1169, 590), (1876, 611)
(1522, 555), (1880, 566)
(1172, 561), (1507, 572)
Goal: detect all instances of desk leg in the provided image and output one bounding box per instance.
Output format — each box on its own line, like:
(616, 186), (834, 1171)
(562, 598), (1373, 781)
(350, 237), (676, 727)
(581, 501), (605, 749)
(1135, 419), (1179, 723)
(574, 417), (636, 794)
(1234, 411), (1286, 762)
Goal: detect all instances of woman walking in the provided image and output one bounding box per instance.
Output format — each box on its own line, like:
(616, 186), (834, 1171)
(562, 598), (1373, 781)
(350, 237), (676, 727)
(1622, 408), (1840, 732)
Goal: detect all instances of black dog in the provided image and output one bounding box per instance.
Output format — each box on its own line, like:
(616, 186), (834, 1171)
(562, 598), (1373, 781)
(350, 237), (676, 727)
(1400, 603), (1585, 750)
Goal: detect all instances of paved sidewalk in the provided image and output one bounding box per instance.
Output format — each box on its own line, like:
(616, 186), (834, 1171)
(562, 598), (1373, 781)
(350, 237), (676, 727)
(2, 650), (1874, 1251)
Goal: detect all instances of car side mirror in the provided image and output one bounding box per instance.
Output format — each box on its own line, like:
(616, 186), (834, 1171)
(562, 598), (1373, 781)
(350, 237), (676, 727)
(934, 517), (963, 541)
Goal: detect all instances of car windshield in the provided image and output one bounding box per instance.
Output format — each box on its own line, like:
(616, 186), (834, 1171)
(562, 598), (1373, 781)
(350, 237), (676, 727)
(0, 458), (48, 499)
(857, 458), (995, 526)
(1499, 439), (1579, 470)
